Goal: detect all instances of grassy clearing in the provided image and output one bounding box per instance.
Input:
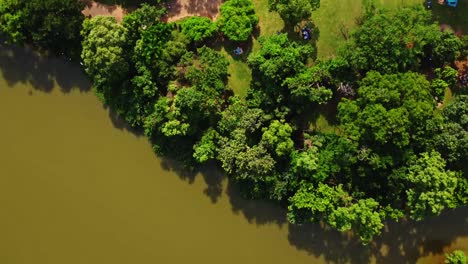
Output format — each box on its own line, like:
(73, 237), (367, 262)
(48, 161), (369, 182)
(219, 47), (252, 98)
(222, 0), (284, 96)
(252, 0), (284, 39)
(311, 0), (363, 58)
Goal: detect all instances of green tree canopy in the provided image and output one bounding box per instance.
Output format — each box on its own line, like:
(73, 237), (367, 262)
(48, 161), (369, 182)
(218, 0), (258, 41)
(81, 16), (129, 102)
(249, 34), (313, 87)
(261, 120), (294, 157)
(434, 95), (468, 172)
(181, 16), (218, 42)
(288, 182), (383, 244)
(341, 5), (463, 74)
(338, 71), (434, 150)
(122, 4), (167, 49)
(404, 151), (458, 221)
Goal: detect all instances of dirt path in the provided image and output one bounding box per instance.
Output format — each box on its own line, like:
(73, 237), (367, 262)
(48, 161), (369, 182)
(81, 0), (127, 22)
(163, 0), (222, 22)
(80, 0), (221, 23)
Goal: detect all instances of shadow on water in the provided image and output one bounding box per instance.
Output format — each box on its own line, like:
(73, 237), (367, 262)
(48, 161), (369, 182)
(0, 41), (143, 136)
(106, 106), (145, 137)
(159, 159), (225, 203)
(158, 152), (467, 263)
(287, 206), (468, 263)
(0, 42), (90, 93)
(2, 41), (466, 263)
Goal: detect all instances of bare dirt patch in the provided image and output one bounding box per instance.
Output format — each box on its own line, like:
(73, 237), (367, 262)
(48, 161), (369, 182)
(163, 0), (222, 22)
(81, 0), (128, 22)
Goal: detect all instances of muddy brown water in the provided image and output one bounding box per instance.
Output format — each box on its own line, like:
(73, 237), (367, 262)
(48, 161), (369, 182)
(0, 43), (466, 264)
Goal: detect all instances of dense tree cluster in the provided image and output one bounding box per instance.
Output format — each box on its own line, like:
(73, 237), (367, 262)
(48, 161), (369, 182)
(3, 1), (466, 244)
(0, 0), (84, 57)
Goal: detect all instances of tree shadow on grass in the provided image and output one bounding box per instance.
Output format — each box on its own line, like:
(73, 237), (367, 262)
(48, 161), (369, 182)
(209, 30), (258, 63)
(0, 41), (90, 93)
(280, 20), (320, 61)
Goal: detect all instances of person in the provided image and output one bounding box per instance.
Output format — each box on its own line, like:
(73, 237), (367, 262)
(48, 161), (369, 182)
(426, 0), (432, 9)
(234, 47), (243, 55)
(302, 27), (311, 40)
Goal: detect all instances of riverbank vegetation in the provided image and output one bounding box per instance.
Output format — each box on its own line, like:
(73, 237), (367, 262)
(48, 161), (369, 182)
(1, 0), (467, 244)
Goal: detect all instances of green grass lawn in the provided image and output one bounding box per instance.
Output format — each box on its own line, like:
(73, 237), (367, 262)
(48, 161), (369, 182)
(224, 0), (284, 96)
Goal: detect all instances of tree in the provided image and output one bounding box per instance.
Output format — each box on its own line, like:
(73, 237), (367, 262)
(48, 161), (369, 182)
(248, 34), (313, 88)
(327, 198), (383, 244)
(338, 72), (434, 151)
(143, 47), (229, 160)
(0, 0), (84, 57)
(285, 64), (334, 106)
(404, 151), (458, 221)
(287, 182), (351, 224)
(178, 47), (229, 95)
(445, 250), (467, 264)
(291, 133), (357, 183)
(287, 182), (383, 244)
(122, 4), (166, 49)
(341, 5), (462, 74)
(290, 149), (319, 178)
(268, 0), (320, 26)
(81, 16), (129, 102)
(133, 22), (173, 75)
(193, 128), (219, 163)
(218, 0), (258, 41)
(181, 16), (218, 42)
(434, 95), (468, 172)
(0, 0), (26, 43)
(261, 120), (294, 157)
(431, 31), (463, 67)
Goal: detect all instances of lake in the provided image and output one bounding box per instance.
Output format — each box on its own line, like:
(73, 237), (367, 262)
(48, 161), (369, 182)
(0, 43), (466, 264)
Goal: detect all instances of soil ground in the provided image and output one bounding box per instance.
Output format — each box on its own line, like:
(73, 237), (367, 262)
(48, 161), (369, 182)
(81, 0), (223, 23)
(81, 0), (127, 22)
(163, 0), (222, 22)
